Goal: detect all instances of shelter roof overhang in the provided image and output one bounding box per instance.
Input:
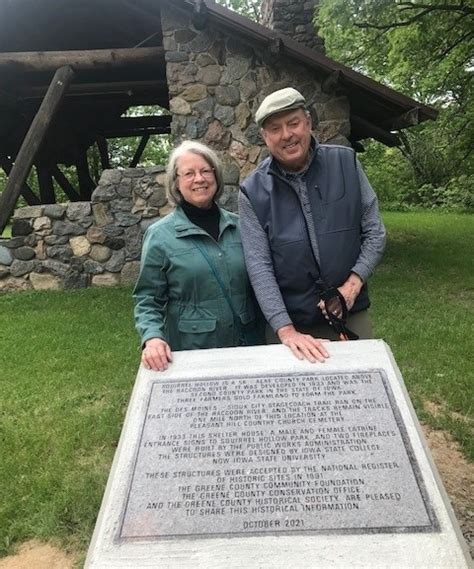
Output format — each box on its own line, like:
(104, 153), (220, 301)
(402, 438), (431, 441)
(170, 0), (437, 145)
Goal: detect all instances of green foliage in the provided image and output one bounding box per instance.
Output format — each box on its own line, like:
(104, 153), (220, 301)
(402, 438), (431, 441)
(358, 141), (413, 206)
(108, 106), (172, 169)
(317, 1), (473, 98)
(317, 0), (474, 210)
(216, 0), (262, 21)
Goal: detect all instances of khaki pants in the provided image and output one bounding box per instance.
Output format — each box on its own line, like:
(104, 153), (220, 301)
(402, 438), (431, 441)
(266, 310), (373, 343)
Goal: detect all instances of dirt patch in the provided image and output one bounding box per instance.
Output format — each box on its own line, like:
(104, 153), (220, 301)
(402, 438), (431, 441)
(424, 399), (473, 426)
(0, 425), (472, 567)
(0, 540), (76, 569)
(421, 423), (474, 558)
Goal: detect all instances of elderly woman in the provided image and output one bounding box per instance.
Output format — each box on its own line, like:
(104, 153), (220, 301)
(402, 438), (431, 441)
(133, 140), (263, 371)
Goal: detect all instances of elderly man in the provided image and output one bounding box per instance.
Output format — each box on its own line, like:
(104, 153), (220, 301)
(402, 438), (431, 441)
(239, 87), (386, 362)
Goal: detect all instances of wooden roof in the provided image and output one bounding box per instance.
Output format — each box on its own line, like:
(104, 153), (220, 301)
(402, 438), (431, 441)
(0, 0), (437, 160)
(0, 0), (437, 229)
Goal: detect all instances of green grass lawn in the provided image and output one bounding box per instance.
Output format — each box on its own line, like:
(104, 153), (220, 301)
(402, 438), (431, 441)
(0, 287), (138, 562)
(371, 212), (473, 454)
(0, 211), (472, 562)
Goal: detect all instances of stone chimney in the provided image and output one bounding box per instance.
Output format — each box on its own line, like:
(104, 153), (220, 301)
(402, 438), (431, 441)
(260, 0), (325, 53)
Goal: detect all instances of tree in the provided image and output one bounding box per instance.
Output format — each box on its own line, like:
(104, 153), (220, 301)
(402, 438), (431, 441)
(216, 0), (262, 22)
(316, 0), (474, 209)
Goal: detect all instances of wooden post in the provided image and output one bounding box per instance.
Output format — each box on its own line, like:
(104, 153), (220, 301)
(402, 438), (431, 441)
(96, 137), (111, 170)
(0, 65), (74, 233)
(36, 165), (56, 203)
(75, 148), (96, 200)
(130, 134), (150, 168)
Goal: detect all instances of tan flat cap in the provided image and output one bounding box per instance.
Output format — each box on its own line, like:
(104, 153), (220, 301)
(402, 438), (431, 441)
(255, 87), (306, 127)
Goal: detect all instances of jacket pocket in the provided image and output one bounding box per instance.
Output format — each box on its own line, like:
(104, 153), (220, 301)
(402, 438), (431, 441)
(177, 318), (217, 350)
(238, 309), (264, 346)
(239, 309), (255, 326)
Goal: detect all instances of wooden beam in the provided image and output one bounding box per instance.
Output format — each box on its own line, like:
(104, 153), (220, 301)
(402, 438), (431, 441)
(75, 149), (96, 200)
(350, 115), (400, 147)
(51, 165), (81, 201)
(382, 108), (420, 131)
(0, 47), (164, 73)
(100, 127), (171, 138)
(269, 37), (284, 56)
(36, 165), (56, 204)
(192, 0), (209, 30)
(121, 116), (171, 128)
(0, 65), (74, 233)
(98, 116), (172, 137)
(0, 157), (40, 205)
(352, 141), (365, 153)
(96, 137), (111, 170)
(130, 134), (150, 168)
(14, 80), (168, 100)
(322, 70), (342, 94)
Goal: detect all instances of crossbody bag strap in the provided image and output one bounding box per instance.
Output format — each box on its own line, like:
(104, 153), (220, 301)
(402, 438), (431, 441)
(192, 239), (241, 326)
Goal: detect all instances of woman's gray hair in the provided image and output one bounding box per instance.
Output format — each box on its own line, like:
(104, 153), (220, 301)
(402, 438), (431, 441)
(165, 140), (224, 206)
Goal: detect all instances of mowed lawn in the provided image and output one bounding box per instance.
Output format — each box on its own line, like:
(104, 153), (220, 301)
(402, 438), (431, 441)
(0, 211), (472, 561)
(370, 212), (473, 454)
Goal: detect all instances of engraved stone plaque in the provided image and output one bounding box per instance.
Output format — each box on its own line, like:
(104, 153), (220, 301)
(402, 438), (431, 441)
(119, 369), (437, 539)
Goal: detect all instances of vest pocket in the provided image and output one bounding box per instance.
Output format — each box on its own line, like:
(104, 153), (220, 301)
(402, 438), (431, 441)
(178, 318), (217, 350)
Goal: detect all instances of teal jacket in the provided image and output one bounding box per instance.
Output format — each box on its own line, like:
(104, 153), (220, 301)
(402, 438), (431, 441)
(133, 206), (263, 351)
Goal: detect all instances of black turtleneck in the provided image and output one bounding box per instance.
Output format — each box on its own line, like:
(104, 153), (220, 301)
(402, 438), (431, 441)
(181, 200), (221, 241)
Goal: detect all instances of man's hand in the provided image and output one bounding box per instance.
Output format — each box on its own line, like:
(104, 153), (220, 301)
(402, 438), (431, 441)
(142, 338), (173, 371)
(277, 325), (330, 363)
(338, 272), (363, 311)
(318, 273), (363, 320)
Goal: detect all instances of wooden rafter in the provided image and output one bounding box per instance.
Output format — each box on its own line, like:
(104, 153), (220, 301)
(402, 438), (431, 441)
(351, 115), (400, 147)
(96, 137), (111, 170)
(36, 165), (56, 204)
(51, 165), (81, 202)
(98, 117), (171, 138)
(0, 156), (41, 205)
(0, 47), (164, 73)
(75, 148), (96, 200)
(383, 108), (420, 131)
(322, 70), (342, 94)
(130, 134), (150, 168)
(14, 80), (167, 100)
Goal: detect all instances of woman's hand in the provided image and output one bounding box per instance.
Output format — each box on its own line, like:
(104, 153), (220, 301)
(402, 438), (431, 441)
(142, 338), (173, 371)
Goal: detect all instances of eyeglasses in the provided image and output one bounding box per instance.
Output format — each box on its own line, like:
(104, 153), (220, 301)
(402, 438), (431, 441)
(319, 288), (359, 341)
(177, 167), (215, 182)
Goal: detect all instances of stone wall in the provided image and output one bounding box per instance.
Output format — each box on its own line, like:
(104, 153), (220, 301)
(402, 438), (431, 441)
(260, 0), (325, 53)
(0, 167), (170, 293)
(162, 4), (348, 195)
(0, 4), (351, 294)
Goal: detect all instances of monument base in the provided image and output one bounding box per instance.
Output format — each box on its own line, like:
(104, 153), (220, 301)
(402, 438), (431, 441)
(85, 340), (471, 568)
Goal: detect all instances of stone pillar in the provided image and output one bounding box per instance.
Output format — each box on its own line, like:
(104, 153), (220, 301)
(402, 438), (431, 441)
(260, 0), (325, 53)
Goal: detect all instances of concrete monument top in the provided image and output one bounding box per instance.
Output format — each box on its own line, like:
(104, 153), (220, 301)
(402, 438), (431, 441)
(86, 340), (472, 568)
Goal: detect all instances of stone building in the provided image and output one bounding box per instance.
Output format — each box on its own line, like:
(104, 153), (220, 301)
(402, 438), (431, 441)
(0, 0), (437, 292)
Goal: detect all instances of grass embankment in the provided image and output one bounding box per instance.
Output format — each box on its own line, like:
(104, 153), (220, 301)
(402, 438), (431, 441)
(0, 287), (138, 561)
(0, 211), (472, 561)
(371, 212), (473, 457)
